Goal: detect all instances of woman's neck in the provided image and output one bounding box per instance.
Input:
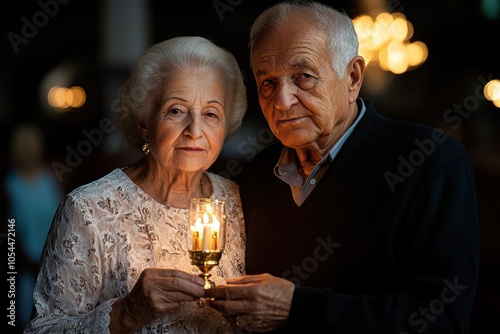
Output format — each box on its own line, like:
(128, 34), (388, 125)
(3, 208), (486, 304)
(124, 158), (210, 208)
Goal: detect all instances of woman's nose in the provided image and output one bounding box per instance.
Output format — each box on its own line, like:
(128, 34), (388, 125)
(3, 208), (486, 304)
(183, 113), (203, 139)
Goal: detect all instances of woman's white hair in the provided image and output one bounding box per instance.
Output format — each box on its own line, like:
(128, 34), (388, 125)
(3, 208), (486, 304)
(249, 0), (359, 79)
(115, 36), (247, 151)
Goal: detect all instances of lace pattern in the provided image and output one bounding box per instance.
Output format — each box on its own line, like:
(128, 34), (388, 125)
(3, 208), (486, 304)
(24, 168), (246, 333)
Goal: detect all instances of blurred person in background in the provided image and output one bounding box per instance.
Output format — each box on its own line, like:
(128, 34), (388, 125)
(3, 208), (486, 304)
(3, 122), (63, 331)
(24, 35), (247, 333)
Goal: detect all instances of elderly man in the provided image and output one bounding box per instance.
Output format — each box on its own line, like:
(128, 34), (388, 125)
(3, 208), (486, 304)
(207, 1), (480, 333)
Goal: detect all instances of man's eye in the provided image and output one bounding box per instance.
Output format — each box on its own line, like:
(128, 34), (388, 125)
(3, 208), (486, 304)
(296, 73), (315, 90)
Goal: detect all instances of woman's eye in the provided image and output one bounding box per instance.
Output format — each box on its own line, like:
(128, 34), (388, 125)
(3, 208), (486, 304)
(161, 107), (186, 123)
(167, 108), (187, 118)
(204, 109), (222, 123)
(261, 79), (274, 87)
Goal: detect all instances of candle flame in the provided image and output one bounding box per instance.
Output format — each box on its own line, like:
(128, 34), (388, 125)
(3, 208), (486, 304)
(203, 212), (210, 224)
(212, 215), (220, 231)
(194, 218), (203, 232)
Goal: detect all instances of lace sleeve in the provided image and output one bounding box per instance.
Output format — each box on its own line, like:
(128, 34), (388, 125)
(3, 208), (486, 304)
(24, 195), (113, 334)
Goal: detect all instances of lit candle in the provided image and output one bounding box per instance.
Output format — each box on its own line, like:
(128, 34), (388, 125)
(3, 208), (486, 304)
(202, 225), (212, 251)
(201, 213), (212, 250)
(211, 215), (220, 250)
(191, 218), (203, 250)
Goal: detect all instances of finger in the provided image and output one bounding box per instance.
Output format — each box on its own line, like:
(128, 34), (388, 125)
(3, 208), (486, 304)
(205, 299), (251, 316)
(225, 273), (268, 285)
(140, 271), (206, 299)
(152, 289), (203, 303)
(142, 269), (205, 294)
(156, 268), (205, 286)
(158, 277), (206, 298)
(204, 284), (245, 300)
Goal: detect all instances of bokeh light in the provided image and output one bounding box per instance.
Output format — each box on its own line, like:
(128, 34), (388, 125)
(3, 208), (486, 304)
(483, 79), (500, 108)
(47, 86), (86, 111)
(353, 12), (428, 74)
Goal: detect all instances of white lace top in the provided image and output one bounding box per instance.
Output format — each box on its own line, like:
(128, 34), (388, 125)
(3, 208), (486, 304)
(24, 168), (246, 333)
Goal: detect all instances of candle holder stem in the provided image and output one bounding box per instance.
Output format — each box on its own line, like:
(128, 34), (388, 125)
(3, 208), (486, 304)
(200, 272), (215, 290)
(189, 250), (222, 290)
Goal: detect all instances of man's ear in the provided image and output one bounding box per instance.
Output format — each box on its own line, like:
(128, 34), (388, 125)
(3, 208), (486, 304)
(347, 55), (365, 103)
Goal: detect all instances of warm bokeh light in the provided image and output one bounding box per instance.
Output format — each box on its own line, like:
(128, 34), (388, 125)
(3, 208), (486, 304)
(386, 42), (409, 74)
(353, 12), (427, 74)
(70, 86), (86, 108)
(47, 86), (86, 111)
(406, 41), (428, 67)
(484, 79), (500, 101)
(483, 79), (500, 108)
(391, 16), (409, 42)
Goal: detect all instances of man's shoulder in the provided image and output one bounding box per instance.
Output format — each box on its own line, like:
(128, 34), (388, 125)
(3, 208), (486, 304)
(244, 142), (283, 168)
(359, 102), (472, 170)
(361, 101), (466, 149)
(234, 142), (283, 183)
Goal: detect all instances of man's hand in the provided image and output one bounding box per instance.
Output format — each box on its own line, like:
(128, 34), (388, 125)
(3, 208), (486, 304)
(205, 273), (295, 332)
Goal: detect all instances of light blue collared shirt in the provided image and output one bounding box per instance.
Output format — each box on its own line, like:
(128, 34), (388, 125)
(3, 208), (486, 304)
(274, 98), (367, 206)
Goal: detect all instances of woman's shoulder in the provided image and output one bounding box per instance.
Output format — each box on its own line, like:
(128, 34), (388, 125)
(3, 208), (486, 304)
(206, 171), (238, 188)
(206, 172), (240, 201)
(66, 168), (127, 200)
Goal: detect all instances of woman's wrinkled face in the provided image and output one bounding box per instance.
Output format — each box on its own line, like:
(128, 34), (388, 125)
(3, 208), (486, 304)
(144, 67), (227, 173)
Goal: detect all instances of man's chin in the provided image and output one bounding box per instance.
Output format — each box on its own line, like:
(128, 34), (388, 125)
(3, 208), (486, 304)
(278, 133), (315, 148)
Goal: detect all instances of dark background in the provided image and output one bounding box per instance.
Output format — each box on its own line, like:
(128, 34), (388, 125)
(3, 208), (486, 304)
(1, 0), (499, 332)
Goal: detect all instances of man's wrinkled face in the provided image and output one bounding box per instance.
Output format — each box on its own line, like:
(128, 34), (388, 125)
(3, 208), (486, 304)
(251, 11), (353, 151)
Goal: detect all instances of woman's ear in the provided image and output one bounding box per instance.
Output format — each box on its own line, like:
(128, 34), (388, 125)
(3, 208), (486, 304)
(135, 117), (148, 141)
(347, 55), (365, 103)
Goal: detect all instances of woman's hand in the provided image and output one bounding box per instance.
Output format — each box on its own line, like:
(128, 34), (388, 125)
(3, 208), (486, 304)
(110, 268), (205, 333)
(205, 273), (295, 333)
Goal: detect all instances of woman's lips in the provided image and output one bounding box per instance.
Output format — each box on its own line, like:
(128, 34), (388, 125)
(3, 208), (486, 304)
(179, 146), (204, 151)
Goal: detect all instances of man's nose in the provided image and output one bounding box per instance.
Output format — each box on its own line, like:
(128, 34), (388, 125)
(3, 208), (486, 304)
(274, 79), (298, 111)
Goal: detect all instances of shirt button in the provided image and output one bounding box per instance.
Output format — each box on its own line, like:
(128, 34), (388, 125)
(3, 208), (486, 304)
(309, 179), (316, 185)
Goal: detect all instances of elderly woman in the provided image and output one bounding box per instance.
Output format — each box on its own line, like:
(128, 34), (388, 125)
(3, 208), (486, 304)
(25, 36), (247, 333)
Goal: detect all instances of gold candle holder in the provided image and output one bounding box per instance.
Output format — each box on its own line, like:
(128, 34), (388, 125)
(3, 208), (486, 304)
(187, 198), (226, 289)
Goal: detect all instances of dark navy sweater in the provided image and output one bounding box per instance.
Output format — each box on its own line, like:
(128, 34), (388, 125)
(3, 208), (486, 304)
(236, 100), (480, 333)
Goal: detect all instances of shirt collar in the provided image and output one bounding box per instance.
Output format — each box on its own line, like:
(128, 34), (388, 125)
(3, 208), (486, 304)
(275, 98), (367, 172)
(326, 98), (366, 161)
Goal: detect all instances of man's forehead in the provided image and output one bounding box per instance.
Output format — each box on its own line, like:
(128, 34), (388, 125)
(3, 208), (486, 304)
(252, 45), (325, 77)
